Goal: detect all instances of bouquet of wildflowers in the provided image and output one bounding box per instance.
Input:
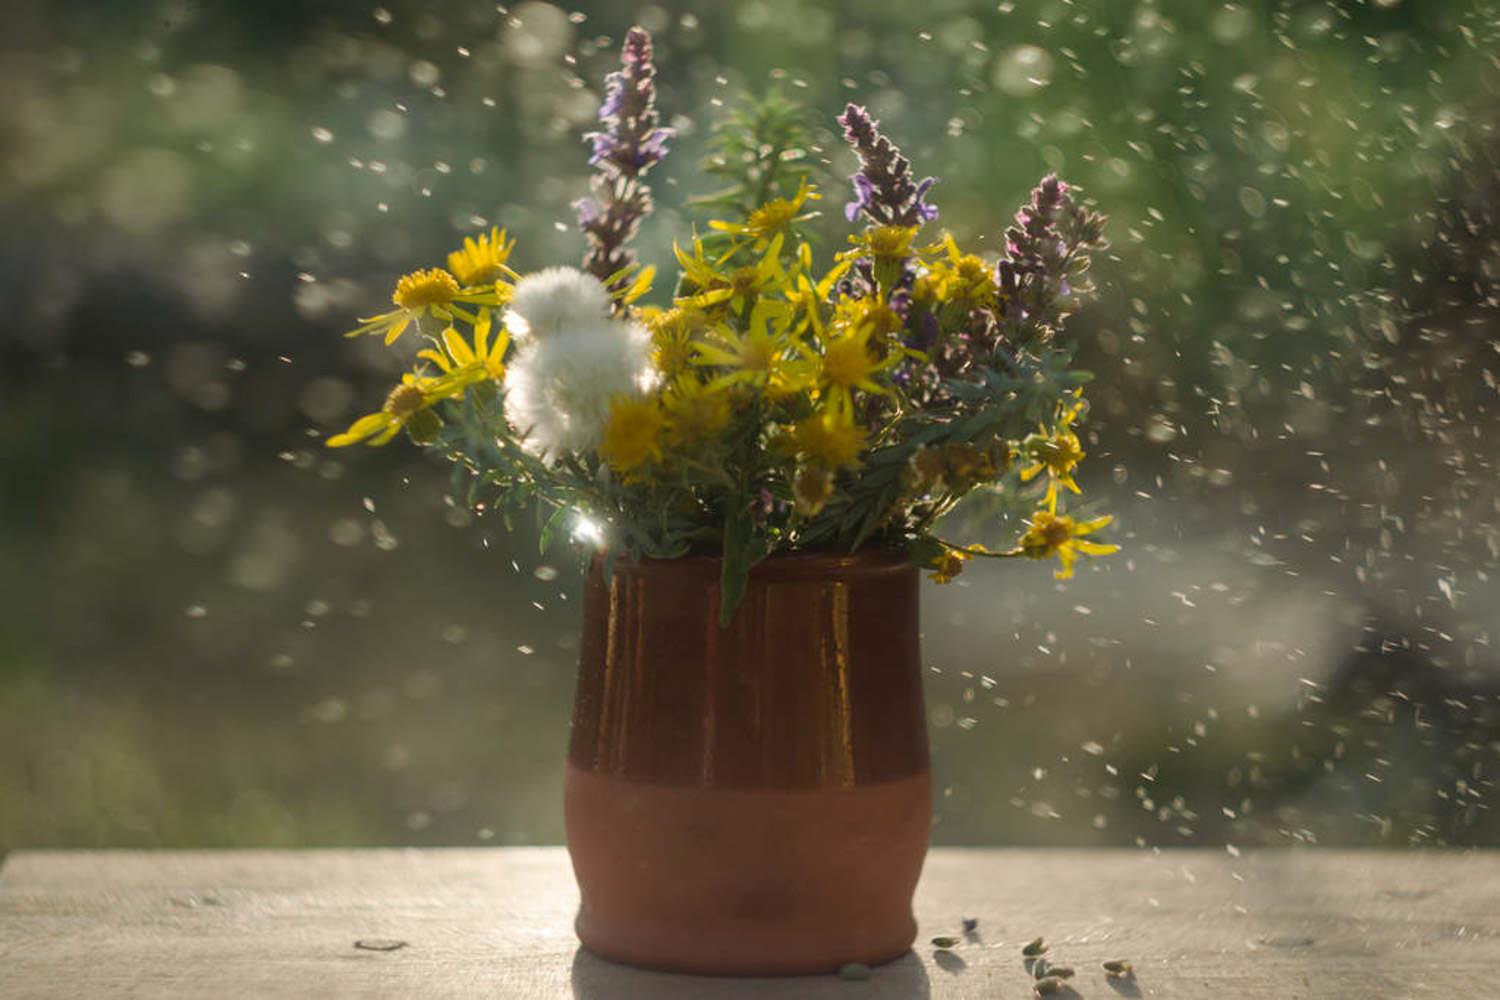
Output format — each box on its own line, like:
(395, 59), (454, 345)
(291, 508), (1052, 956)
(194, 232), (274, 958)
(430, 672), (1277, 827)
(330, 27), (1116, 621)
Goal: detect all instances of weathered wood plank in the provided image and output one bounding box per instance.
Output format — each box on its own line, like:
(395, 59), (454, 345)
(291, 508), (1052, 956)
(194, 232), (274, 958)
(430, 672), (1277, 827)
(0, 848), (1493, 998)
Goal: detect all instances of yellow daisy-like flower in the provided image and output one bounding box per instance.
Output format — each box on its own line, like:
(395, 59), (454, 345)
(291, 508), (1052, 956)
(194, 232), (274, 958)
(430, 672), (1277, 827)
(643, 307), (708, 380)
(709, 178), (821, 253)
(661, 376), (732, 447)
(818, 318), (897, 416)
(692, 299), (813, 398)
(599, 394), (666, 475)
(915, 232), (996, 317)
(676, 233), (787, 314)
(846, 224), (918, 261)
(785, 244), (851, 338)
(830, 294), (906, 345)
(1019, 398), (1087, 511)
(793, 464), (835, 517)
(787, 411), (867, 470)
(326, 371), (468, 448)
(346, 267), (504, 346)
(446, 227), (517, 288)
(927, 546), (972, 584)
(841, 224), (919, 291)
(1019, 508), (1119, 579)
(417, 312), (510, 383)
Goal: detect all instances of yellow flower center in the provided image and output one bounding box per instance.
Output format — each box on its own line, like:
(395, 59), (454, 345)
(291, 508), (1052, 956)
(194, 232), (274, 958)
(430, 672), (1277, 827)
(1042, 518), (1072, 548)
(1022, 512), (1075, 557)
(746, 199), (798, 239)
(793, 465), (834, 517)
(865, 225), (917, 260)
(1035, 431), (1084, 474)
(393, 268), (460, 310)
(728, 266), (762, 298)
(954, 256), (989, 286)
(665, 384), (730, 443)
(383, 383), (427, 418)
(599, 396), (665, 474)
(790, 415), (867, 470)
(739, 335), (775, 372)
(821, 335), (877, 388)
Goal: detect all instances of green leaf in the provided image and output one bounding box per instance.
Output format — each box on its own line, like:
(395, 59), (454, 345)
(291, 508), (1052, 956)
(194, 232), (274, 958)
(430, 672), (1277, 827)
(718, 503), (769, 627)
(538, 504), (569, 554)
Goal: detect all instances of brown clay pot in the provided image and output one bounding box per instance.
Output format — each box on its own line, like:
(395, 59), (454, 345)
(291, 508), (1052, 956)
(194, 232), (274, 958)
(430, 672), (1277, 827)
(564, 549), (931, 976)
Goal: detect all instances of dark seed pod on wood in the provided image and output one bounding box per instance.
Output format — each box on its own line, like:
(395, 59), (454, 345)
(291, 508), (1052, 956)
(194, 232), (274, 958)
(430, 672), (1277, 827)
(1045, 964), (1075, 979)
(930, 935), (960, 949)
(1103, 959), (1134, 976)
(1022, 936), (1048, 957)
(1034, 976), (1066, 996)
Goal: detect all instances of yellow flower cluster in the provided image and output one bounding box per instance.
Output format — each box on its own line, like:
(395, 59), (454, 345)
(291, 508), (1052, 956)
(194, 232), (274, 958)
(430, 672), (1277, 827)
(329, 232), (520, 447)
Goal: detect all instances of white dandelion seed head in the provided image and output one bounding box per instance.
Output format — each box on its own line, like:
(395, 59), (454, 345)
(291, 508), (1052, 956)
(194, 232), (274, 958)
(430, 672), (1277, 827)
(505, 266), (613, 338)
(504, 316), (654, 460)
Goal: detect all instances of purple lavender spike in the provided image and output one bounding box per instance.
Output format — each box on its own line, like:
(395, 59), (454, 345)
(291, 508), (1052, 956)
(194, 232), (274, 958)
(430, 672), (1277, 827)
(837, 103), (939, 228)
(577, 26), (674, 291)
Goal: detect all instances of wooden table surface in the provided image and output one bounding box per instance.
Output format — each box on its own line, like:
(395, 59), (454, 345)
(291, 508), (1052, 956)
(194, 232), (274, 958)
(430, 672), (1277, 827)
(0, 847), (1493, 998)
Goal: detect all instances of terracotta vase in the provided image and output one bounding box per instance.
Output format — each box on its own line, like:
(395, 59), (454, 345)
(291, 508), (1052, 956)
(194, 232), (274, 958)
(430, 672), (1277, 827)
(564, 549), (931, 976)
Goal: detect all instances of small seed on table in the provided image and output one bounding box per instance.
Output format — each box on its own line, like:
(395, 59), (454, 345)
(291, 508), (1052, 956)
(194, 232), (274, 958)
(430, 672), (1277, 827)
(931, 936), (960, 949)
(1043, 964), (1074, 979)
(1022, 936), (1048, 957)
(1034, 976), (1066, 996)
(837, 962), (871, 981)
(354, 939), (407, 952)
(1103, 959), (1133, 977)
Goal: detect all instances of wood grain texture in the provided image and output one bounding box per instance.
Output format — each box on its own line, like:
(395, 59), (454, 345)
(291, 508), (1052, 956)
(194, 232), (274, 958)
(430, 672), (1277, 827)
(1, 848), (1494, 998)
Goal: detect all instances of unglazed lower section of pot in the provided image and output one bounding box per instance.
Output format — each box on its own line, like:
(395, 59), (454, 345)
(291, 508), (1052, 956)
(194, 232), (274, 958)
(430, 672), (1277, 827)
(565, 762), (932, 976)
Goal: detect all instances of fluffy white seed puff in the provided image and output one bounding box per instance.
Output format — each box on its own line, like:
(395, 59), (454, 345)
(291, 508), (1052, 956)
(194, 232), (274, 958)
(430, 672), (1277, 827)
(503, 268), (653, 460)
(505, 266), (614, 338)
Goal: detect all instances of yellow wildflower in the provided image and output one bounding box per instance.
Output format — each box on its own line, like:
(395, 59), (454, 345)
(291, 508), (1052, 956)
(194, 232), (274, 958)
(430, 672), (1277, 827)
(818, 318), (897, 415)
(709, 178), (820, 253)
(346, 267), (504, 345)
(928, 547), (972, 584)
(830, 294), (906, 344)
(788, 412), (867, 470)
(793, 465), (834, 517)
(692, 299), (813, 398)
(599, 395), (666, 475)
(643, 307), (708, 380)
(915, 232), (996, 318)
(446, 227), (517, 288)
(1019, 509), (1119, 579)
(661, 376), (732, 447)
(417, 312), (510, 382)
(841, 224), (918, 291)
(676, 233), (787, 314)
(785, 243), (851, 337)
(326, 371), (467, 448)
(848, 224), (918, 261)
(1019, 398), (1087, 511)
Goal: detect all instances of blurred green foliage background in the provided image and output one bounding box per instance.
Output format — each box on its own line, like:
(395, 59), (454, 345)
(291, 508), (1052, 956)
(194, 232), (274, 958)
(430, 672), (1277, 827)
(1, 0), (1497, 850)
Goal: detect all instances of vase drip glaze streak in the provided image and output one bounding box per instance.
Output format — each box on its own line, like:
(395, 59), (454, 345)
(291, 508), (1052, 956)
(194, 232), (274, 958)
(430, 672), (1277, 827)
(564, 550), (931, 976)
